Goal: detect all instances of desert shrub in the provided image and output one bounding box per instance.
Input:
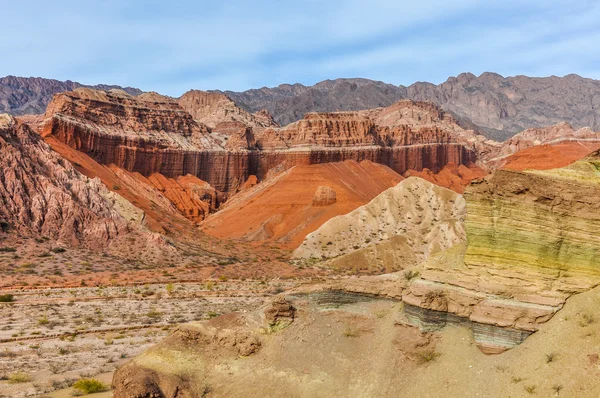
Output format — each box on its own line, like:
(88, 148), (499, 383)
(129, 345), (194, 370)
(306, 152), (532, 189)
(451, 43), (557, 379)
(524, 385), (536, 394)
(51, 247), (66, 253)
(545, 352), (556, 363)
(72, 378), (107, 394)
(403, 269), (420, 281)
(416, 349), (440, 364)
(8, 371), (31, 383)
(343, 326), (360, 337)
(579, 313), (595, 327)
(166, 283), (175, 295)
(552, 384), (563, 394)
(0, 294), (14, 302)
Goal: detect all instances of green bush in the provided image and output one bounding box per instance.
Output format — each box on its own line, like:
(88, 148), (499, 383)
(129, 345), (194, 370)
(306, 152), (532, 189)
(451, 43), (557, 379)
(72, 378), (108, 394)
(0, 294), (14, 303)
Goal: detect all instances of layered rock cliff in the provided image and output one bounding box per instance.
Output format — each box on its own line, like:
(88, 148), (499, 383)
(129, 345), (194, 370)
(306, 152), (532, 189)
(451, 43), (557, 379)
(42, 89), (482, 194)
(287, 154), (600, 353)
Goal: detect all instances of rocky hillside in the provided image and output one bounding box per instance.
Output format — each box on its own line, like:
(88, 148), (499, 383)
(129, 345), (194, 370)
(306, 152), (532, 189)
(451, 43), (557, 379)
(225, 74), (600, 140)
(406, 73), (600, 140)
(220, 78), (405, 126)
(293, 177), (465, 273)
(0, 75), (141, 116)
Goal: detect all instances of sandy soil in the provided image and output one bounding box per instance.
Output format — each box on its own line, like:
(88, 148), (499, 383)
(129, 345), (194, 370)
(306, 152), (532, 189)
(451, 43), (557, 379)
(0, 276), (310, 397)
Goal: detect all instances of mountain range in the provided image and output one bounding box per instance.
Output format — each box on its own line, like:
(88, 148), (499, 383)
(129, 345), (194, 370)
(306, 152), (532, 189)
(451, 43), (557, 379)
(2, 72), (600, 141)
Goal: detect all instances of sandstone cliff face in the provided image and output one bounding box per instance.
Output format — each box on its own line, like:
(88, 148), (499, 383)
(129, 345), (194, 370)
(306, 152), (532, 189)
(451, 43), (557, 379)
(178, 90), (277, 130)
(42, 89), (482, 194)
(465, 157), (600, 277)
(289, 154), (600, 353)
(0, 114), (127, 248)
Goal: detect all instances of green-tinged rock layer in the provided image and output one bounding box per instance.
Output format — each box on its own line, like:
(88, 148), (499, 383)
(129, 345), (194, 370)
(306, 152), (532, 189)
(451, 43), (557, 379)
(465, 153), (600, 276)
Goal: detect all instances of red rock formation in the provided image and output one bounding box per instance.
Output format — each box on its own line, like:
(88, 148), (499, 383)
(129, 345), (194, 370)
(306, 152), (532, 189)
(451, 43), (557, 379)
(0, 114), (126, 247)
(501, 142), (600, 171)
(202, 160), (403, 247)
(42, 89), (482, 194)
(486, 122), (600, 169)
(178, 90), (278, 130)
(146, 173), (224, 223)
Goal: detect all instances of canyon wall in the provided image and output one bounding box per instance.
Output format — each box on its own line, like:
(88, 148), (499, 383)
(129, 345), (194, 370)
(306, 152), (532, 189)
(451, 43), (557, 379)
(41, 89), (480, 193)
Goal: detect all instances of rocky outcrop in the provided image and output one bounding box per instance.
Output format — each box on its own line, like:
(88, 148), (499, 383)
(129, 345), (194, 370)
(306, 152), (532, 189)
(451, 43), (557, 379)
(145, 174), (225, 223)
(202, 160), (403, 247)
(294, 177), (466, 273)
(178, 90), (278, 130)
(114, 285), (600, 397)
(312, 186), (336, 206)
(0, 75), (141, 116)
(0, 114), (125, 247)
(464, 155), (600, 277)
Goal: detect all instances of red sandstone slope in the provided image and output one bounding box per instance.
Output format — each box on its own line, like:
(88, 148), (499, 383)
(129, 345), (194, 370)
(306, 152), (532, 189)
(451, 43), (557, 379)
(202, 160), (402, 248)
(501, 141), (600, 171)
(487, 122), (600, 169)
(44, 136), (218, 234)
(404, 163), (487, 193)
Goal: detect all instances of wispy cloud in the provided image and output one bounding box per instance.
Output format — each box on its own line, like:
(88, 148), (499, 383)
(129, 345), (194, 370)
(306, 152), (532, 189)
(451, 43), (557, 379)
(1, 1), (599, 95)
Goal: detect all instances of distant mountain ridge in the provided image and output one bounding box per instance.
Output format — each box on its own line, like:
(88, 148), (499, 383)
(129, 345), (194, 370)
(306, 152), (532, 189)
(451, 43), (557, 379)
(4, 73), (600, 140)
(0, 75), (142, 115)
(222, 73), (600, 141)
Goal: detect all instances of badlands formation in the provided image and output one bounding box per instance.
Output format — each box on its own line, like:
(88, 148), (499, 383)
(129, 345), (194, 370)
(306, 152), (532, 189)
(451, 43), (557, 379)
(3, 79), (600, 397)
(112, 152), (600, 398)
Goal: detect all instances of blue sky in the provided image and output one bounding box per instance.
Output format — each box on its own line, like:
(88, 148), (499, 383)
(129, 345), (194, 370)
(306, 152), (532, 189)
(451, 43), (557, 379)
(1, 1), (599, 96)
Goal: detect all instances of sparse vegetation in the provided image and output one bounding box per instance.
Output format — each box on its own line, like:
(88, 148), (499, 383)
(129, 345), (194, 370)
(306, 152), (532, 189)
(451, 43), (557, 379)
(8, 371), (31, 384)
(343, 325), (360, 337)
(546, 352), (556, 363)
(0, 294), (14, 302)
(72, 378), (108, 394)
(166, 282), (175, 295)
(403, 269), (420, 281)
(552, 384), (563, 394)
(579, 313), (595, 327)
(416, 349), (440, 364)
(524, 385), (536, 394)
